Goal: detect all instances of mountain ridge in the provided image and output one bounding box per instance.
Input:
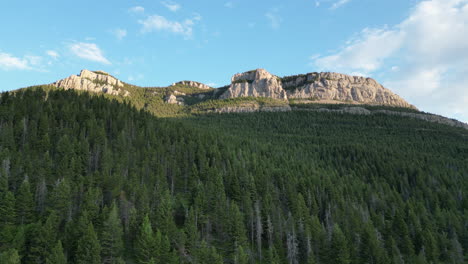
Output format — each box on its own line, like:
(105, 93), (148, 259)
(51, 68), (415, 108)
(37, 68), (467, 129)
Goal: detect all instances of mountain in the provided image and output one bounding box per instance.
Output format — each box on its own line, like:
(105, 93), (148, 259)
(48, 68), (468, 129)
(220, 69), (414, 109)
(0, 87), (467, 264)
(53, 68), (413, 108)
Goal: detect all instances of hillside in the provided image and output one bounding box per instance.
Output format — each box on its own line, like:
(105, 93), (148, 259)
(0, 88), (467, 263)
(42, 69), (467, 130)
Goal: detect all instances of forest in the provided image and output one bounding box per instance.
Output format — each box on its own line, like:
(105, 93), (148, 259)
(0, 88), (467, 263)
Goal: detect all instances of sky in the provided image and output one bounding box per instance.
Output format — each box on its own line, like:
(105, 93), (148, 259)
(0, 0), (467, 122)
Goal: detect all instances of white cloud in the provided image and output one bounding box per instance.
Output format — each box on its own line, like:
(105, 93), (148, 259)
(225, 2), (234, 8)
(69, 42), (111, 65)
(315, 1), (321, 7)
(265, 8), (282, 29)
(0, 52), (31, 70)
(0, 52), (44, 71)
(312, 0), (468, 122)
(46, 50), (60, 59)
(161, 1), (181, 12)
(314, 28), (404, 74)
(129, 6), (145, 13)
(112, 28), (127, 40)
(330, 0), (351, 10)
(139, 15), (197, 38)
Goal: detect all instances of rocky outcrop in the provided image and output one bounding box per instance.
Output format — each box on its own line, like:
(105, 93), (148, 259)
(285, 72), (414, 109)
(220, 69), (414, 109)
(165, 94), (184, 105)
(171, 81), (212, 90)
(53, 70), (129, 96)
(220, 69), (288, 100)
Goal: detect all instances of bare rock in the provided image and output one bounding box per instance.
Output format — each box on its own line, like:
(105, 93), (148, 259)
(220, 69), (414, 109)
(285, 72), (415, 109)
(220, 69), (288, 100)
(53, 70), (128, 96)
(165, 94), (184, 105)
(171, 81), (212, 90)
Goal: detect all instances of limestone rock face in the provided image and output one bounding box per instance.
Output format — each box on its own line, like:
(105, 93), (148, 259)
(165, 94), (184, 105)
(171, 81), (212, 90)
(53, 70), (128, 96)
(220, 69), (414, 109)
(220, 69), (288, 100)
(285, 72), (414, 109)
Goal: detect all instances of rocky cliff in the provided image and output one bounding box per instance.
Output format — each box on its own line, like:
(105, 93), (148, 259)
(220, 69), (288, 100)
(220, 69), (415, 109)
(171, 81), (212, 90)
(53, 70), (129, 96)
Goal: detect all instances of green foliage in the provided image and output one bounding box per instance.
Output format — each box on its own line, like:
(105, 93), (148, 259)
(46, 240), (67, 264)
(135, 215), (157, 264)
(0, 88), (467, 264)
(76, 223), (101, 264)
(0, 248), (20, 264)
(100, 202), (124, 264)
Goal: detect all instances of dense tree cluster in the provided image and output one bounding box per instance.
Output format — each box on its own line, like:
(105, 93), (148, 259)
(0, 88), (466, 263)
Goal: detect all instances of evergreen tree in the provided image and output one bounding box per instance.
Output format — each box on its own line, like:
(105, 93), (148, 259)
(101, 202), (124, 264)
(195, 241), (223, 264)
(76, 223), (101, 264)
(0, 249), (21, 264)
(0, 191), (16, 225)
(15, 178), (34, 225)
(135, 215), (157, 264)
(46, 240), (67, 264)
(329, 224), (350, 264)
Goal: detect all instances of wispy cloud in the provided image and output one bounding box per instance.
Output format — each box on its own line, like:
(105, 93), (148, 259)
(46, 50), (60, 59)
(314, 27), (403, 74)
(139, 15), (198, 38)
(312, 0), (468, 122)
(330, 0), (351, 10)
(224, 2), (234, 8)
(0, 52), (43, 70)
(69, 42), (111, 65)
(265, 8), (282, 29)
(129, 6), (145, 13)
(112, 28), (127, 40)
(161, 1), (181, 12)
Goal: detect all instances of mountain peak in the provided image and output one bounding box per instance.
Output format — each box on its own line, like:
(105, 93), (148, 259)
(53, 69), (129, 96)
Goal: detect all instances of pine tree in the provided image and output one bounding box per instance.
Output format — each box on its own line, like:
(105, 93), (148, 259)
(76, 223), (101, 264)
(101, 202), (124, 264)
(48, 178), (71, 222)
(360, 223), (385, 264)
(0, 191), (16, 225)
(46, 240), (67, 264)
(135, 215), (157, 264)
(195, 241), (223, 264)
(15, 178), (34, 225)
(229, 203), (248, 250)
(329, 224), (350, 264)
(0, 249), (21, 264)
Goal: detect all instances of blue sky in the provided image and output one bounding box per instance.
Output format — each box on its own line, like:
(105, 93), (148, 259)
(1, 0), (467, 122)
